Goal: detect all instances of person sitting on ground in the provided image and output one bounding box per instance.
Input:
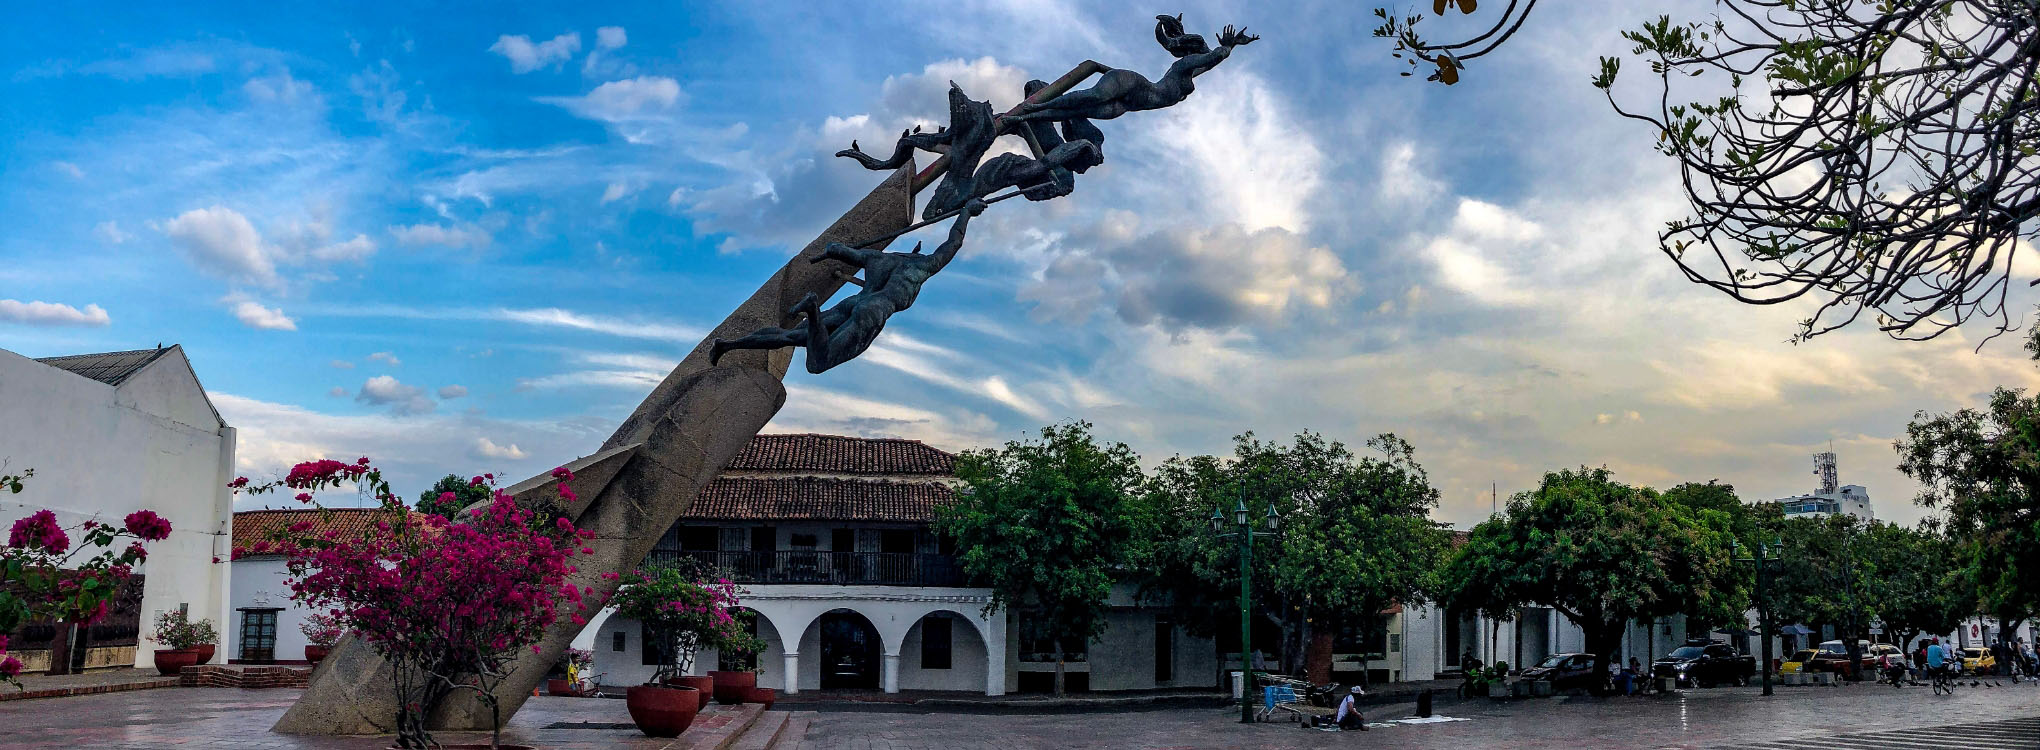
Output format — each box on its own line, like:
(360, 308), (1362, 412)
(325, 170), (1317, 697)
(1335, 685), (1367, 731)
(1623, 657), (1647, 695)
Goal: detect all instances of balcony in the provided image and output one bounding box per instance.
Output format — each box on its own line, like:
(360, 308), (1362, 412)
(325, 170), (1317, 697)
(646, 550), (968, 587)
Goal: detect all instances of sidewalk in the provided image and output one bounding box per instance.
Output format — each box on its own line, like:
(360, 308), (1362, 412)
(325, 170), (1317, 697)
(1, 666), (179, 701)
(763, 678), (1477, 713)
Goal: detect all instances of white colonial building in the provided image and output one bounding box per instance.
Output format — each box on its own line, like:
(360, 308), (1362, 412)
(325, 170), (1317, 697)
(0, 345), (235, 672)
(227, 509), (401, 663)
(590, 434), (1219, 695)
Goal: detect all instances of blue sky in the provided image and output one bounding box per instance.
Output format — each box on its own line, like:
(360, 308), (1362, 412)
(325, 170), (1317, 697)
(5, 1), (2037, 526)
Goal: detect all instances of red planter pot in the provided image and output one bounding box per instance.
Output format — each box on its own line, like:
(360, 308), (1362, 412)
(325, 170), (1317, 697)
(663, 675), (715, 711)
(154, 648), (201, 675)
(194, 644), (216, 665)
(305, 645), (330, 666)
(744, 686), (776, 710)
(709, 670), (756, 705)
(625, 685), (701, 738)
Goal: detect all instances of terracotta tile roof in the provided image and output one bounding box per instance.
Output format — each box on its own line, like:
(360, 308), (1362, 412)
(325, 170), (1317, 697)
(232, 509), (405, 551)
(728, 433), (954, 475)
(683, 476), (954, 523)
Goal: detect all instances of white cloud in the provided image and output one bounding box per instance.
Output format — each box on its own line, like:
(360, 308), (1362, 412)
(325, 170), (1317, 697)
(355, 375), (434, 415)
(243, 68), (317, 105)
(230, 300), (297, 330)
(310, 234), (377, 262)
(473, 437), (528, 460)
(0, 299), (110, 327)
(1142, 72), (1323, 234)
(437, 384), (469, 399)
(601, 182), (634, 204)
(489, 32), (582, 73)
(329, 359), (354, 369)
(367, 351), (401, 367)
(327, 386), (348, 397)
(163, 205), (278, 286)
(544, 76), (683, 122)
(93, 221), (130, 244)
(595, 27), (627, 50)
(52, 161), (85, 179)
(390, 222), (490, 249)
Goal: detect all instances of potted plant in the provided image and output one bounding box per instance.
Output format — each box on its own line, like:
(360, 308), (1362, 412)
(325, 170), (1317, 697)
(610, 561), (757, 734)
(147, 610), (217, 675)
(743, 666), (775, 709)
(710, 621), (767, 705)
(300, 612), (343, 666)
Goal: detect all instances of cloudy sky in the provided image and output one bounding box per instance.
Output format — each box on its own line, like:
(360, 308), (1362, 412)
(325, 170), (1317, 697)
(5, 1), (2036, 526)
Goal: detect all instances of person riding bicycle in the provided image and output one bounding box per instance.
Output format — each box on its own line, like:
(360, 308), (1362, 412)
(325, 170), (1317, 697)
(1926, 639), (1950, 681)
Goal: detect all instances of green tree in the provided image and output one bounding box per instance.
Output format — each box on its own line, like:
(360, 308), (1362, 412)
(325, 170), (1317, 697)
(937, 421), (1144, 696)
(1898, 388), (2040, 642)
(1861, 520), (1969, 650)
(416, 474), (494, 518)
(1767, 515), (1879, 677)
(1139, 432), (1450, 682)
(1659, 481), (1758, 631)
(1438, 467), (1733, 691)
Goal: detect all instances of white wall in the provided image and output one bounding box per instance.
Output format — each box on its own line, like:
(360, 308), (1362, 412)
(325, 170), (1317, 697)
(898, 612), (987, 691)
(229, 556), (311, 661)
(0, 347), (234, 669)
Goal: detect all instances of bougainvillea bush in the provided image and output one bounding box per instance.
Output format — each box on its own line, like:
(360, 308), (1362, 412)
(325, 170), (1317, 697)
(1, 466), (174, 688)
(608, 561), (760, 684)
(234, 459), (595, 750)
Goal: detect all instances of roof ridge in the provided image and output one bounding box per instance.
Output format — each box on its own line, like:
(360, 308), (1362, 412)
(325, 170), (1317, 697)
(34, 347), (167, 361)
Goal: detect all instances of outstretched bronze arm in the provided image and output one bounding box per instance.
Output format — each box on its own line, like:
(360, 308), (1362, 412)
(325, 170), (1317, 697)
(927, 199), (987, 270)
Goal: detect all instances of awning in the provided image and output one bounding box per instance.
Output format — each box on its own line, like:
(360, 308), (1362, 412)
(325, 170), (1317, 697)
(1780, 625), (1815, 635)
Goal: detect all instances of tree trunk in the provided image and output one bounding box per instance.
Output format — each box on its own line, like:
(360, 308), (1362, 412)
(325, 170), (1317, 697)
(1053, 638), (1066, 697)
(1585, 625), (1620, 696)
(1305, 626), (1335, 685)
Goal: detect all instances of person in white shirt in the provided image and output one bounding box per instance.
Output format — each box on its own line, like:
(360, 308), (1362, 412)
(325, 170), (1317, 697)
(1335, 685), (1367, 731)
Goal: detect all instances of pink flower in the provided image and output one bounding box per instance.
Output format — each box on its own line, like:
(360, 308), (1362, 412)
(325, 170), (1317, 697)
(295, 493), (313, 503)
(0, 655), (21, 678)
(123, 510), (174, 541)
(550, 467), (574, 481)
(8, 510), (69, 554)
(555, 517), (572, 531)
(127, 541), (148, 560)
(470, 476), (487, 486)
(228, 477), (250, 489)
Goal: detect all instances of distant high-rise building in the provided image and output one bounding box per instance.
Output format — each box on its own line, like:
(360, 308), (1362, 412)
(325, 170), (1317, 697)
(1764, 452), (1874, 521)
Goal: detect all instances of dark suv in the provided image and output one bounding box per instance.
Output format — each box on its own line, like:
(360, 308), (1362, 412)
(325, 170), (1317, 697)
(1652, 641), (1756, 688)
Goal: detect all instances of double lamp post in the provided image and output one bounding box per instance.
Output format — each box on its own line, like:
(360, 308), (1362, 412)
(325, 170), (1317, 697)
(1211, 495), (1282, 723)
(1732, 537), (1784, 696)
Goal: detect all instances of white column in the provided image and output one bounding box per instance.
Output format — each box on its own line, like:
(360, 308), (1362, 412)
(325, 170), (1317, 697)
(781, 652), (800, 695)
(983, 614), (1007, 696)
(882, 653), (901, 693)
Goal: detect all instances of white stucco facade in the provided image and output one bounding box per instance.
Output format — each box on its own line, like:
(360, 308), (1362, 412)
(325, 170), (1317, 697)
(0, 346), (235, 670)
(229, 555), (311, 662)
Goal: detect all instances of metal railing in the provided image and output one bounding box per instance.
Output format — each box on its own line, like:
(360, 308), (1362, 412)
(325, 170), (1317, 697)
(645, 550), (967, 587)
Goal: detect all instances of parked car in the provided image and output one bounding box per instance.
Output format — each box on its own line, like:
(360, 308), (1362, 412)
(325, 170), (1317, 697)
(1961, 648), (1996, 672)
(1652, 641), (1756, 688)
(1817, 639), (1877, 673)
(1780, 649), (1818, 674)
(1520, 652), (1599, 692)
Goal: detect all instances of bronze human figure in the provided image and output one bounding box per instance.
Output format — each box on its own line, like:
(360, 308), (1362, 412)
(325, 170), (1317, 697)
(837, 83), (999, 220)
(709, 198), (987, 374)
(1006, 15), (1258, 125)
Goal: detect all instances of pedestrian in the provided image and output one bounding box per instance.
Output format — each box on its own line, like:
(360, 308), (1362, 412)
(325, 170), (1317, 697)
(1335, 686), (1367, 731)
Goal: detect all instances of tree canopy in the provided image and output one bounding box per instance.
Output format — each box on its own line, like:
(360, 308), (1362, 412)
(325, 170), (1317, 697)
(1898, 387), (2040, 635)
(416, 473), (494, 518)
(1438, 467), (1734, 688)
(937, 421), (1145, 695)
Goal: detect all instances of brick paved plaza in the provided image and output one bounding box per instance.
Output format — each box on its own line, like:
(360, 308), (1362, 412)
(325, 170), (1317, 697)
(1, 680), (2035, 749)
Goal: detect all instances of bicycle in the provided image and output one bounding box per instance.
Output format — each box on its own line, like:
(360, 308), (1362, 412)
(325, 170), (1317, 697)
(1931, 666), (1956, 696)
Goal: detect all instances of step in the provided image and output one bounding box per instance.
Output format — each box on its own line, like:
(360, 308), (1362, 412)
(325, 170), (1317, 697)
(769, 712), (816, 750)
(729, 710), (790, 750)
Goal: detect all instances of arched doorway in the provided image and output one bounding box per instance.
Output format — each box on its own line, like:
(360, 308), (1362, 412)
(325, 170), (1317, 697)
(901, 611), (988, 692)
(818, 609), (881, 690)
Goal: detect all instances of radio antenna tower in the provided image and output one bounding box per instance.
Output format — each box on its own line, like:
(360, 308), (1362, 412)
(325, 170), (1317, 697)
(1813, 451), (1838, 495)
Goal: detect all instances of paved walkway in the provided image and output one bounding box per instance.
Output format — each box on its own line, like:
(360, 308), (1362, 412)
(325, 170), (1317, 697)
(788, 680), (2040, 749)
(0, 689), (754, 750)
(1, 666), (179, 701)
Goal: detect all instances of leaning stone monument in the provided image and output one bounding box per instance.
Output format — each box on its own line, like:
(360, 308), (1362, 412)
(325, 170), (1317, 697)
(275, 14), (1258, 734)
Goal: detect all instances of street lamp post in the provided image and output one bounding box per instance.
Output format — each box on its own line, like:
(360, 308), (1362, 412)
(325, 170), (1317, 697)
(1734, 537), (1782, 696)
(1211, 493), (1281, 724)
